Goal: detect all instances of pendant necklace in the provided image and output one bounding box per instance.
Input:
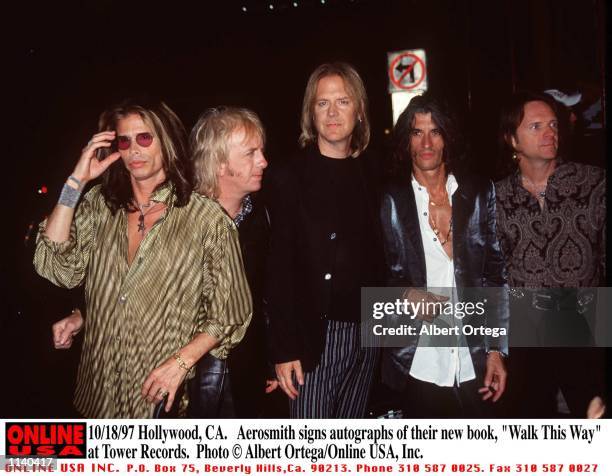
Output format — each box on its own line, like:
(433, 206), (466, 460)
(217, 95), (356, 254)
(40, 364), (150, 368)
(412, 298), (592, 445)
(428, 188), (452, 245)
(521, 175), (547, 199)
(136, 201), (159, 236)
(430, 213), (453, 246)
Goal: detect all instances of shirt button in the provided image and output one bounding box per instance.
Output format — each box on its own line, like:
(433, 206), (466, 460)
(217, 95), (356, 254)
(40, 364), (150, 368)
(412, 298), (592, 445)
(324, 273), (332, 280)
(330, 232), (337, 240)
(451, 349), (455, 353)
(433, 238), (437, 242)
(116, 335), (121, 342)
(423, 212), (428, 216)
(119, 295), (127, 303)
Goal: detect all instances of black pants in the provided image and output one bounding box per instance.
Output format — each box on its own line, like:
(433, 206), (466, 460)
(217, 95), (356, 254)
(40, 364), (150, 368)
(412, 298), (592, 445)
(187, 354), (235, 418)
(503, 292), (604, 417)
(503, 348), (605, 418)
(400, 375), (494, 418)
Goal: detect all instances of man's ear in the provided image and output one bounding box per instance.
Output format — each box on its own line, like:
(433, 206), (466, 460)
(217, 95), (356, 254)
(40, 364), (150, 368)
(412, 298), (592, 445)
(507, 133), (518, 151)
(359, 100), (365, 123)
(218, 162), (227, 177)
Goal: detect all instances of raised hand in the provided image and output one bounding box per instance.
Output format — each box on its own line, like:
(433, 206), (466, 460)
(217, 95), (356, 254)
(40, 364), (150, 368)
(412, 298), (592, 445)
(71, 131), (121, 185)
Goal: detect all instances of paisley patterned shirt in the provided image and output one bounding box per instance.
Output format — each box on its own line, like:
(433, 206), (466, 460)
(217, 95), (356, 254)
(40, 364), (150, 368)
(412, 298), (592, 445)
(495, 160), (606, 288)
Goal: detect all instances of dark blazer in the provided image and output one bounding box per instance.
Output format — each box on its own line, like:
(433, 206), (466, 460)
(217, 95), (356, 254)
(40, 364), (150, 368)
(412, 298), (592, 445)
(228, 195), (270, 416)
(379, 173), (509, 392)
(265, 146), (384, 372)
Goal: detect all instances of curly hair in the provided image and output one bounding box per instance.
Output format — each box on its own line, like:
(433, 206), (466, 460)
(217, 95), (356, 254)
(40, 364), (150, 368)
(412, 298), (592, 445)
(392, 92), (462, 176)
(96, 98), (192, 213)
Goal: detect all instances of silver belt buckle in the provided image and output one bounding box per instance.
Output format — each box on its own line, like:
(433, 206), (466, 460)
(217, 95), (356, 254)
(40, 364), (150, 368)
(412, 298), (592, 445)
(508, 288), (525, 299)
(577, 292), (594, 315)
(532, 292), (553, 311)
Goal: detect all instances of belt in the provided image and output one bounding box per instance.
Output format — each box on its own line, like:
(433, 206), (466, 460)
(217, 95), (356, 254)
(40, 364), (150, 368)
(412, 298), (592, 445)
(508, 288), (593, 313)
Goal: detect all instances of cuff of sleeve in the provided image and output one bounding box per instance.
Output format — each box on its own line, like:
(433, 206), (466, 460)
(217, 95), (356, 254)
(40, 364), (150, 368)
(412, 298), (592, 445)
(272, 350), (301, 365)
(266, 362), (277, 380)
(199, 321), (232, 343)
(487, 348), (508, 358)
(37, 220), (76, 254)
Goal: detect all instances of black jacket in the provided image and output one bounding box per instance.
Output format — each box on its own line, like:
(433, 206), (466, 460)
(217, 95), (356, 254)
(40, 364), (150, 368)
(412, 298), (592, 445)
(379, 173), (509, 391)
(265, 146), (385, 372)
(228, 195), (270, 416)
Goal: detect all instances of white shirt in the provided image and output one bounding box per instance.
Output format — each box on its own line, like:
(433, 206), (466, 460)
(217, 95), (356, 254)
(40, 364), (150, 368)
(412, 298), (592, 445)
(409, 174), (476, 387)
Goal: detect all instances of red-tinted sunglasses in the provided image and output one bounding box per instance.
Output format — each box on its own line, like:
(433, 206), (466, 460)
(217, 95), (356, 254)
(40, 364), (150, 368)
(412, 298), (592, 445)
(116, 132), (154, 150)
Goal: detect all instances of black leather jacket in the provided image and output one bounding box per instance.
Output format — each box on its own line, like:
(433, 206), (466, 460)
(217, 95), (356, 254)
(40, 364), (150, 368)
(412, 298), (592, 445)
(379, 174), (509, 391)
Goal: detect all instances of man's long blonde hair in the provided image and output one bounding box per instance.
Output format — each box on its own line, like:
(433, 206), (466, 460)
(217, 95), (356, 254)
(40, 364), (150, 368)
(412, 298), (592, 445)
(190, 106), (265, 199)
(299, 62), (370, 157)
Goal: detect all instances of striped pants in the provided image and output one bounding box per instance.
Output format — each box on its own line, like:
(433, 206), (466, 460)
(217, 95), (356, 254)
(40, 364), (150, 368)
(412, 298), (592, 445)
(290, 320), (379, 418)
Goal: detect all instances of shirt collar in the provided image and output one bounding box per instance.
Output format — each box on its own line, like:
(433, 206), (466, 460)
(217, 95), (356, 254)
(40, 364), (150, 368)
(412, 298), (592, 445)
(149, 181), (175, 206)
(411, 173), (458, 197)
(233, 194), (253, 227)
(511, 157), (568, 190)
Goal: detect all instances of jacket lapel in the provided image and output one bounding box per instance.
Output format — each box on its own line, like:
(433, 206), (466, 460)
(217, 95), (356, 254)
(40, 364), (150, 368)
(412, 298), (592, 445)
(395, 182), (427, 284)
(450, 174), (471, 255)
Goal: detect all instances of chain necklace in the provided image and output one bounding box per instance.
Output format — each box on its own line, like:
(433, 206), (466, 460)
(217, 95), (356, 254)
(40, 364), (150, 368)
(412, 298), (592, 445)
(429, 194), (449, 207)
(429, 213), (453, 246)
(428, 187), (452, 245)
(136, 201), (161, 236)
(521, 175), (547, 199)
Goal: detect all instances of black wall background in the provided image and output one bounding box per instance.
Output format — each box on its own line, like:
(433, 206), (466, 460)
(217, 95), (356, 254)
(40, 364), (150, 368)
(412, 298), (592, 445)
(4, 0), (608, 416)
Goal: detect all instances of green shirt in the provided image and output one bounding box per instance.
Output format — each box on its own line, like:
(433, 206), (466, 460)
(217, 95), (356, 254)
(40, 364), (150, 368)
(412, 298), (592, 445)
(34, 183), (252, 418)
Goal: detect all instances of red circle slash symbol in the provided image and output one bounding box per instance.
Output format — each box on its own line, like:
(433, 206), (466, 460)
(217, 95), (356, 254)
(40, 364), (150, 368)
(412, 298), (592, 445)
(390, 53), (426, 90)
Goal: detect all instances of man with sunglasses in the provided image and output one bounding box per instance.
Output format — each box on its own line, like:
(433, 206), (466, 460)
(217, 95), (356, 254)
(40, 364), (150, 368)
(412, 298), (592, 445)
(35, 99), (252, 418)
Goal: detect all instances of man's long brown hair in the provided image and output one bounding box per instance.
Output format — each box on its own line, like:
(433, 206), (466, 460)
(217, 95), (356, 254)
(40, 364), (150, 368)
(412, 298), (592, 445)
(97, 98), (192, 213)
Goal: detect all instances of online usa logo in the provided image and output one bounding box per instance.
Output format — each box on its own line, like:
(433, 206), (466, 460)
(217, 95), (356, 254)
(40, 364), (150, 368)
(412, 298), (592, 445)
(5, 422), (87, 458)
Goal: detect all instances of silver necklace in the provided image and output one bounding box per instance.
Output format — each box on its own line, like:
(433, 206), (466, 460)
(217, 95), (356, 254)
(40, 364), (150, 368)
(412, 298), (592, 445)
(136, 202), (160, 236)
(521, 175), (547, 199)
